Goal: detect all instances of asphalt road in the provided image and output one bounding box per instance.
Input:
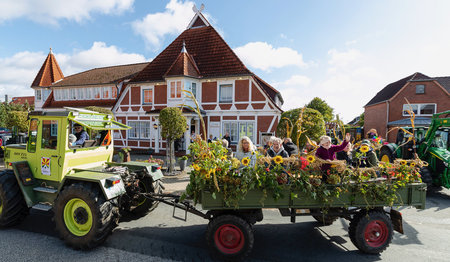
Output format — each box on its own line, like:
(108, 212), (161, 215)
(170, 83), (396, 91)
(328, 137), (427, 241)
(1, 186), (450, 262)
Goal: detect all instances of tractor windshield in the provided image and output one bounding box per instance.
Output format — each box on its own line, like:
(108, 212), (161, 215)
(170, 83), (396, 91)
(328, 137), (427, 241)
(434, 129), (449, 150)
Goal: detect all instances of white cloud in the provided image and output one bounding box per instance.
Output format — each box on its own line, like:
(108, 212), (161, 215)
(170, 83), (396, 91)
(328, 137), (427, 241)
(234, 42), (307, 72)
(131, 0), (195, 50)
(0, 42), (147, 100)
(0, 0), (134, 24)
(328, 48), (362, 67)
(274, 75), (311, 88)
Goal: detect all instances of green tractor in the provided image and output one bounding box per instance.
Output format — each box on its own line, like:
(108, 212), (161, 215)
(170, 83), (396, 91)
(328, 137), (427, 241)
(0, 108), (163, 249)
(379, 110), (450, 188)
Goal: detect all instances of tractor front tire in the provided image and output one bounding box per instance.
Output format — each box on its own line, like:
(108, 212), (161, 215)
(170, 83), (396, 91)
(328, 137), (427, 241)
(207, 214), (254, 261)
(380, 146), (395, 163)
(0, 170), (28, 227)
(130, 177), (162, 217)
(348, 210), (393, 254)
(54, 182), (119, 249)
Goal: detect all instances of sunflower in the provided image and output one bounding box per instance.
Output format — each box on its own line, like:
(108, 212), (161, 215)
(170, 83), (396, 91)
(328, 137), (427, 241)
(410, 162), (416, 167)
(242, 157), (250, 166)
(360, 145), (370, 153)
(221, 156), (227, 161)
(400, 160), (407, 166)
(273, 155), (283, 165)
(192, 164), (201, 171)
(205, 172), (211, 179)
(306, 155), (315, 163)
(201, 153), (208, 159)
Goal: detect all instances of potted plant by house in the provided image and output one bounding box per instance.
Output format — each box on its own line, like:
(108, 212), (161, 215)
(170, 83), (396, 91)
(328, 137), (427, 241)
(179, 155), (188, 171)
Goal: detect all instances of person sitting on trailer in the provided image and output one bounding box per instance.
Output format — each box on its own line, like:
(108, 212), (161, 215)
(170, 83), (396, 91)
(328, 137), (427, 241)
(235, 136), (257, 167)
(72, 123), (89, 146)
(316, 133), (350, 179)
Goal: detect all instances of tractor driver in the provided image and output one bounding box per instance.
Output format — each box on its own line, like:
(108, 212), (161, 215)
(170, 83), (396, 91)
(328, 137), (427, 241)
(72, 123), (90, 146)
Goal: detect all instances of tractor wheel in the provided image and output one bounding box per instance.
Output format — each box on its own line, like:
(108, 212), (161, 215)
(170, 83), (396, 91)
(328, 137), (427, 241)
(348, 210), (393, 254)
(54, 182), (119, 249)
(207, 214), (254, 261)
(419, 167), (433, 189)
(0, 170), (28, 227)
(380, 146), (395, 163)
(130, 177), (162, 217)
(311, 209), (338, 226)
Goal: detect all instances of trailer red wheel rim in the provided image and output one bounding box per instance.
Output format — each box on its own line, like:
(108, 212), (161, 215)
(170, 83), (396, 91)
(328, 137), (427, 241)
(214, 224), (245, 254)
(364, 220), (388, 247)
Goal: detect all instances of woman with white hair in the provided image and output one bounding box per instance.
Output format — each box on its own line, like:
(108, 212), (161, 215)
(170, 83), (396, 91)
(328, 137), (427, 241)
(266, 137), (289, 158)
(316, 133), (351, 173)
(235, 136), (256, 167)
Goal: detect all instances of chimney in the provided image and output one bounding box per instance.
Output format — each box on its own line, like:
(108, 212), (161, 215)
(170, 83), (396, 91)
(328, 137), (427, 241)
(4, 94), (8, 103)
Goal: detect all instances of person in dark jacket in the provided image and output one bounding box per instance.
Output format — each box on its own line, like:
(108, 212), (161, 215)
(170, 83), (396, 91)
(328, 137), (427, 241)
(336, 142), (352, 165)
(283, 137), (299, 156)
(73, 123), (89, 146)
(222, 132), (231, 145)
(266, 137), (289, 158)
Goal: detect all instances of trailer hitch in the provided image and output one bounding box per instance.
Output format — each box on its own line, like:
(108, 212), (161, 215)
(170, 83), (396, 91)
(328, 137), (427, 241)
(141, 192), (210, 220)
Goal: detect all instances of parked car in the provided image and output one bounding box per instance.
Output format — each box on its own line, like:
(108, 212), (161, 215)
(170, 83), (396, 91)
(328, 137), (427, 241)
(0, 133), (12, 158)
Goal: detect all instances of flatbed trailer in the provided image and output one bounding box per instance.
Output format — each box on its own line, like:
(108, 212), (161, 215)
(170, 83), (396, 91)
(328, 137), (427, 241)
(146, 182), (427, 261)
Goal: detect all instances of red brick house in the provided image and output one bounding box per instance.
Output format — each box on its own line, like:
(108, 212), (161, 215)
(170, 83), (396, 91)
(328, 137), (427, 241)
(364, 72), (450, 142)
(113, 11), (283, 152)
(10, 96), (34, 106)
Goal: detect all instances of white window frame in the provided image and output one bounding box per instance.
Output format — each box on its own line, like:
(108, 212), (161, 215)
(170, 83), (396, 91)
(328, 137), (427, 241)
(128, 121), (151, 139)
(103, 87), (111, 99)
(402, 103), (436, 116)
(85, 88), (92, 100)
(222, 121), (256, 144)
(142, 88), (154, 104)
(36, 90), (42, 101)
(219, 84), (233, 103)
(111, 86), (118, 99)
(191, 82), (197, 98)
(70, 89), (76, 100)
(169, 80), (183, 99)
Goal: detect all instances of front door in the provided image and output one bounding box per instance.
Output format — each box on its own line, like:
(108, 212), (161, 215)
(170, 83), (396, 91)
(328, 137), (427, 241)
(35, 119), (61, 181)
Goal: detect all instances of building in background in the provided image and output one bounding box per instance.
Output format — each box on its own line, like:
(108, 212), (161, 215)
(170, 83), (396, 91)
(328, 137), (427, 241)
(364, 72), (450, 142)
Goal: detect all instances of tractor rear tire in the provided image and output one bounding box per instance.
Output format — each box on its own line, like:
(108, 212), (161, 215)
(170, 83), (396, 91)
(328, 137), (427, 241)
(380, 146), (396, 163)
(0, 170), (28, 227)
(419, 167), (433, 189)
(348, 210), (393, 254)
(207, 214), (254, 261)
(129, 177), (162, 217)
(54, 182), (119, 249)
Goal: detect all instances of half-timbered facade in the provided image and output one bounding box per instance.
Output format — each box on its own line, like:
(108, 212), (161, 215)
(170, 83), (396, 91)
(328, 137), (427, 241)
(113, 11), (283, 152)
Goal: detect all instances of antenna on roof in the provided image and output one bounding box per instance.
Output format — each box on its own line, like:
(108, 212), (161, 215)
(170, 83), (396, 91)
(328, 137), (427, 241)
(192, 3), (204, 13)
(49, 47), (53, 54)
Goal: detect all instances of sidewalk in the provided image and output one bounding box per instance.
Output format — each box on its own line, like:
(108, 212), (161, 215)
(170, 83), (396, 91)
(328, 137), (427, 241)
(130, 153), (190, 194)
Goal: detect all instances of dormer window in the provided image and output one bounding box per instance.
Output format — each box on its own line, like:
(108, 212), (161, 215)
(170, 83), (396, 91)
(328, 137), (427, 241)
(170, 81), (182, 98)
(36, 90), (42, 101)
(416, 84), (425, 94)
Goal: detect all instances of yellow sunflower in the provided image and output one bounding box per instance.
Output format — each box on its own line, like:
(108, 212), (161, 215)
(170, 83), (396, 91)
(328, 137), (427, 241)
(221, 156), (227, 161)
(410, 162), (416, 167)
(205, 172), (211, 179)
(400, 160), (407, 166)
(201, 153), (208, 159)
(360, 145), (370, 153)
(306, 155), (315, 163)
(273, 155), (283, 165)
(242, 157), (250, 166)
(192, 164), (201, 171)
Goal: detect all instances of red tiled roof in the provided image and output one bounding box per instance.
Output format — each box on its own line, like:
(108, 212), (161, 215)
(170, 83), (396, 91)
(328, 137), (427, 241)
(53, 62), (149, 87)
(32, 50), (64, 87)
(164, 51), (201, 78)
(131, 26), (252, 83)
(10, 96), (34, 105)
(253, 75), (283, 104)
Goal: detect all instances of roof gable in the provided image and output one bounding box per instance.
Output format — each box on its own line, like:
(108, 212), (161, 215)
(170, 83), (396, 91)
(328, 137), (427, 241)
(164, 46), (201, 78)
(365, 72), (431, 107)
(131, 25), (251, 83)
(32, 49), (64, 87)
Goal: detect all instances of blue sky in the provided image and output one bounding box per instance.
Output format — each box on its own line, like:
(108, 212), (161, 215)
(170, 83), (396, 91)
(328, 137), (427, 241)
(1, 0), (449, 122)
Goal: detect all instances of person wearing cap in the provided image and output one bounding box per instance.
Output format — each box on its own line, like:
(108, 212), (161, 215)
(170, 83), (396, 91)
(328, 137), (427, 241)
(73, 123), (89, 146)
(352, 139), (379, 167)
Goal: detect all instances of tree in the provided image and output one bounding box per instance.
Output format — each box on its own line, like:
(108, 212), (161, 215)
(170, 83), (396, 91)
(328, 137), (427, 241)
(276, 107), (325, 147)
(6, 111), (28, 132)
(305, 97), (334, 122)
(159, 107), (187, 173)
(358, 112), (364, 126)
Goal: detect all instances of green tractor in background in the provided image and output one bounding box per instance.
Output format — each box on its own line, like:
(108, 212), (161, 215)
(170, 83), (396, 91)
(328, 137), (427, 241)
(0, 108), (163, 249)
(379, 110), (450, 188)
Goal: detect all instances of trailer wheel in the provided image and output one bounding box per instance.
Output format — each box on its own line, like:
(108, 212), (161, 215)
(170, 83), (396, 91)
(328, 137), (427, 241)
(349, 210), (393, 254)
(54, 182), (119, 249)
(0, 170), (28, 227)
(130, 177), (162, 217)
(311, 209), (338, 225)
(207, 215), (254, 261)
